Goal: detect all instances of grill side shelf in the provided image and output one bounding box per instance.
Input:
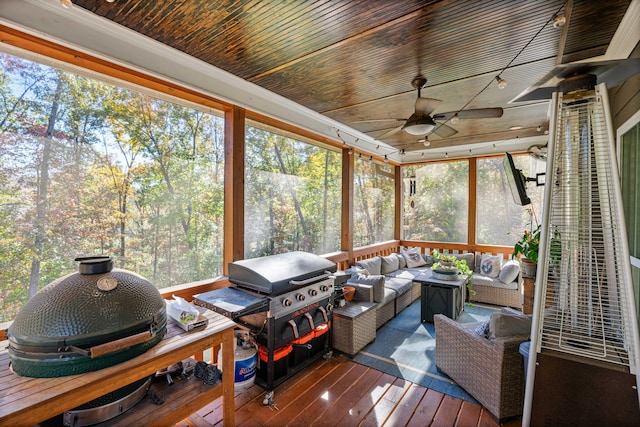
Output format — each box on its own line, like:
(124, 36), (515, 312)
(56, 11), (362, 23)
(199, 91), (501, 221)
(193, 287), (269, 320)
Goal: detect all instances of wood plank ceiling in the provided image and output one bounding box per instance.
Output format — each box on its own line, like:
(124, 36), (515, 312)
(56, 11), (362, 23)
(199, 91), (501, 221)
(71, 0), (632, 158)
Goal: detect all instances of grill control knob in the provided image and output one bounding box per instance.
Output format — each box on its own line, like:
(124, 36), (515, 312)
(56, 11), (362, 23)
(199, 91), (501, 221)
(282, 298), (293, 307)
(296, 293), (306, 302)
(320, 284), (330, 292)
(308, 289), (318, 296)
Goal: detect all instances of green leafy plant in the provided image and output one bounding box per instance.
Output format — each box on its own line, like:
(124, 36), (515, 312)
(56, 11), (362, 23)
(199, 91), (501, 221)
(431, 249), (475, 302)
(513, 224), (541, 263)
(431, 249), (472, 277)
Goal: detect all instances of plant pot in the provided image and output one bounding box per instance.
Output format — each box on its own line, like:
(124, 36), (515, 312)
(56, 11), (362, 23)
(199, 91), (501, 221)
(521, 258), (537, 278)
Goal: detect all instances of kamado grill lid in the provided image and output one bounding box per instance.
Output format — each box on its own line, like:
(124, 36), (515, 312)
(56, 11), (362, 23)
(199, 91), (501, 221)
(8, 256), (167, 378)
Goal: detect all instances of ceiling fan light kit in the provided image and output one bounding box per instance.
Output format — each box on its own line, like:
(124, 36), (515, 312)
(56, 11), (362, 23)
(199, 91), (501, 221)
(402, 116), (435, 135)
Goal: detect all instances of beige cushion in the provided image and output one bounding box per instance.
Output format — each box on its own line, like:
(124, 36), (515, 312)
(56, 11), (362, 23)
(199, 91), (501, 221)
(380, 253), (400, 274)
(397, 253), (407, 269)
(356, 257), (382, 276)
(348, 273), (385, 303)
(488, 313), (532, 339)
(454, 253), (474, 271)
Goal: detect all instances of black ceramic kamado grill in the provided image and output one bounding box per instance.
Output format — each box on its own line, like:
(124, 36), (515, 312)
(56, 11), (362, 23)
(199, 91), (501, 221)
(194, 251), (336, 404)
(7, 256), (167, 426)
(8, 256), (167, 378)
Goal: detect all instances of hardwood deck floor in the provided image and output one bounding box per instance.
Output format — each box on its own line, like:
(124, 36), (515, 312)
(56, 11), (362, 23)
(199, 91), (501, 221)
(175, 354), (523, 427)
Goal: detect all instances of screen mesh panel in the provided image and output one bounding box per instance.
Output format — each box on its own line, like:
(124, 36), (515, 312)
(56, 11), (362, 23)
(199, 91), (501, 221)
(539, 86), (636, 370)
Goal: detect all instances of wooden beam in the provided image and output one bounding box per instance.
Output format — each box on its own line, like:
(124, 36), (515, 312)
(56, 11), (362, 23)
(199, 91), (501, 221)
(341, 149), (354, 265)
(224, 106), (245, 273)
(395, 165), (402, 240)
(467, 158), (477, 250)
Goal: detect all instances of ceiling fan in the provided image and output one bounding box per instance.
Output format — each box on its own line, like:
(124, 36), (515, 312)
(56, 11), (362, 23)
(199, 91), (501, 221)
(355, 75), (504, 141)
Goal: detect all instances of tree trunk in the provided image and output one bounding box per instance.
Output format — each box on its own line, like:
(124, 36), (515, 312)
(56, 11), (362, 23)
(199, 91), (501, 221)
(273, 141), (310, 251)
(356, 173), (374, 244)
(28, 75), (63, 298)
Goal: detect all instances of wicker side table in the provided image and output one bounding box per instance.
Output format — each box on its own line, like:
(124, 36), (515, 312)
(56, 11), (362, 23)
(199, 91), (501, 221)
(332, 301), (377, 357)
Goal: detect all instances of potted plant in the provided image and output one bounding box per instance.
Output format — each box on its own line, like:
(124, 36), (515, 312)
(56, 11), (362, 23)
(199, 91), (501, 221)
(431, 249), (475, 301)
(513, 224), (541, 278)
(431, 249), (473, 277)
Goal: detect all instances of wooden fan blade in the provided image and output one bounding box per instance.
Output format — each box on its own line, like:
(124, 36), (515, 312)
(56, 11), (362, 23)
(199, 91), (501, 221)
(415, 97), (441, 115)
(432, 107), (503, 120)
(377, 126), (403, 140)
(432, 123), (458, 138)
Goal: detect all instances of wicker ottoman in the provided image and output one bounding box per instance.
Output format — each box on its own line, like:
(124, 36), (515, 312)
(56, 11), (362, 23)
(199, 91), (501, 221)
(332, 302), (377, 357)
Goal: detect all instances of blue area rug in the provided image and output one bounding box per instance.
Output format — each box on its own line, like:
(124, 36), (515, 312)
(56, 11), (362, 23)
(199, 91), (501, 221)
(353, 299), (499, 404)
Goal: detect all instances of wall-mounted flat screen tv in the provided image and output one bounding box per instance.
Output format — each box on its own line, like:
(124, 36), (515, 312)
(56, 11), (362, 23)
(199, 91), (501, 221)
(504, 152), (531, 206)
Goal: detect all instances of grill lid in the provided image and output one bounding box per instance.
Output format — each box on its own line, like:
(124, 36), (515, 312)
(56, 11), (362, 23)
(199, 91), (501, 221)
(228, 251), (336, 294)
(8, 256), (166, 377)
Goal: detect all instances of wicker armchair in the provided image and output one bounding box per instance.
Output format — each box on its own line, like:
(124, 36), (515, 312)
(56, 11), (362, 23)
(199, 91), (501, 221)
(434, 314), (528, 420)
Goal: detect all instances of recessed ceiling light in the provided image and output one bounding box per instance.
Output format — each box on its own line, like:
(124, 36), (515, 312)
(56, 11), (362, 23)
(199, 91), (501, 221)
(509, 125), (523, 130)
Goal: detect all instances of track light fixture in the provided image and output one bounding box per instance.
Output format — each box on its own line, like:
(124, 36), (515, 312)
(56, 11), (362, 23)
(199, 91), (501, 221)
(384, 155), (388, 164)
(60, 0), (73, 7)
(399, 149), (406, 157)
(495, 75), (507, 89)
(450, 113), (460, 125)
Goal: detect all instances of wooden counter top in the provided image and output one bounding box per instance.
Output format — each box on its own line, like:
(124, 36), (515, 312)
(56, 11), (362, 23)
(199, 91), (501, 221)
(0, 310), (236, 427)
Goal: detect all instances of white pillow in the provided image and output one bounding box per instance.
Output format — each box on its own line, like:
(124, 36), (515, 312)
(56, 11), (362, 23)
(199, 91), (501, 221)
(499, 259), (520, 284)
(401, 247), (426, 268)
(480, 254), (502, 278)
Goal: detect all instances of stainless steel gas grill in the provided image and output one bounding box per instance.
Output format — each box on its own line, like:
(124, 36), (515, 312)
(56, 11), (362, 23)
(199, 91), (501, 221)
(194, 251), (337, 404)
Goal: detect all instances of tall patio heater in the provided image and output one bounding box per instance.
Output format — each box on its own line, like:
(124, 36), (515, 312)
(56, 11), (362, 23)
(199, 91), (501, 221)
(520, 64), (640, 426)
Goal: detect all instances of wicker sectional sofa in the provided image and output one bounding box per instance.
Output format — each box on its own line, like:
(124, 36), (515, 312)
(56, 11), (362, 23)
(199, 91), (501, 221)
(346, 249), (523, 329)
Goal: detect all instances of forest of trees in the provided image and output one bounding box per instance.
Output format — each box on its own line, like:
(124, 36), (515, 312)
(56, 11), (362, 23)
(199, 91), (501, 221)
(244, 125), (343, 257)
(403, 157), (544, 245)
(0, 53), (227, 321)
(353, 157), (395, 247)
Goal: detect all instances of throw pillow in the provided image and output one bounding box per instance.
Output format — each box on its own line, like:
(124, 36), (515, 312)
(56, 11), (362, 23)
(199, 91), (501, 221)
(474, 320), (490, 338)
(480, 254), (502, 278)
(422, 254), (436, 266)
(356, 256), (382, 276)
(345, 265), (368, 275)
(498, 259), (520, 284)
(401, 247), (426, 268)
(488, 313), (532, 339)
(455, 253), (475, 271)
(348, 273), (385, 303)
(380, 253), (400, 274)
(397, 252), (407, 269)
